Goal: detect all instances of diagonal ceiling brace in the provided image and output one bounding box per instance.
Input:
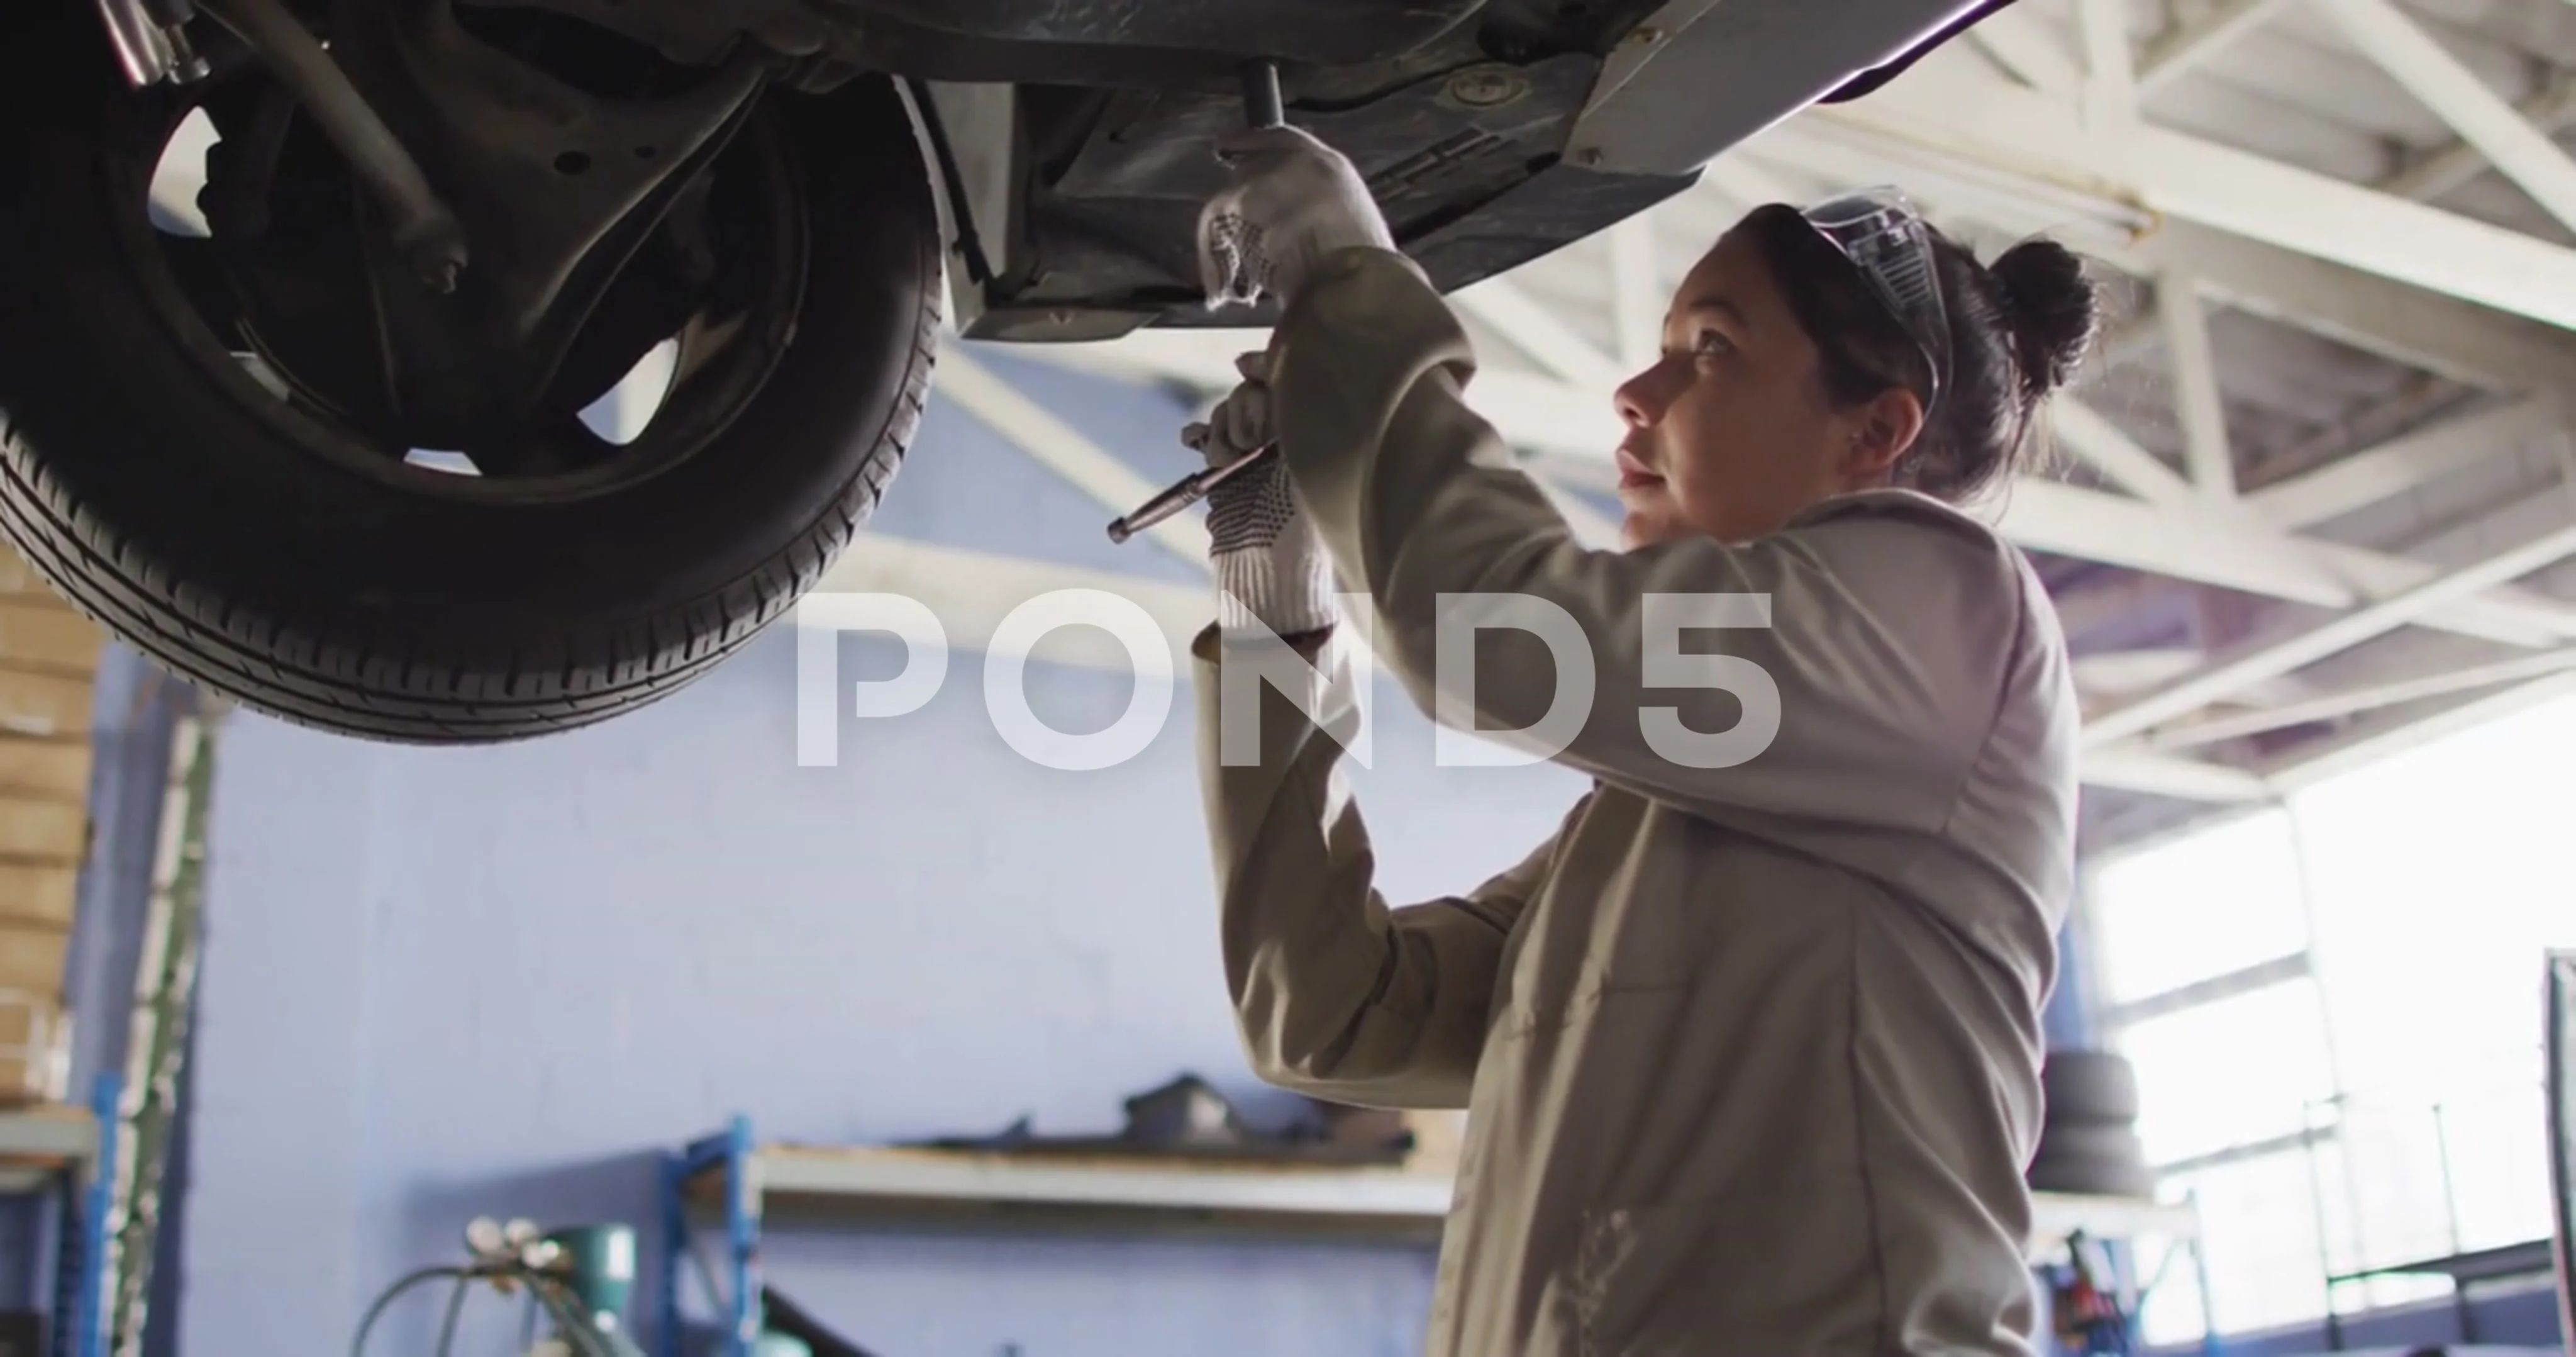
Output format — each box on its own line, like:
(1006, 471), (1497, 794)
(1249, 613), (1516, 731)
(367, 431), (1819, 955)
(1809, 52), (2576, 332)
(2157, 270), (2236, 498)
(2084, 520), (2576, 744)
(2138, 0), (2296, 96)
(2075, 0), (2138, 133)
(1968, 6), (2082, 97)
(2244, 399), (2560, 530)
(1033, 328), (2576, 647)
(2149, 646), (2576, 749)
(2312, 0), (2576, 237)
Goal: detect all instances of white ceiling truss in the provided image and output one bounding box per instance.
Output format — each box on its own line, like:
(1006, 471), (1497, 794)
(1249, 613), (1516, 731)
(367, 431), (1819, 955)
(987, 0), (2576, 852)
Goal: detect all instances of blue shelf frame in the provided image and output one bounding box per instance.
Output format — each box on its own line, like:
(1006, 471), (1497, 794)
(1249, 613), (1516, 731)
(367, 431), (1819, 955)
(29, 1075), (118, 1357)
(658, 1115), (761, 1357)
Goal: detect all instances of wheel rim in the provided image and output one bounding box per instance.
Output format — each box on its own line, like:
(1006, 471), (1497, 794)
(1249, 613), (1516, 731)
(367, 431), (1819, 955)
(127, 31), (809, 505)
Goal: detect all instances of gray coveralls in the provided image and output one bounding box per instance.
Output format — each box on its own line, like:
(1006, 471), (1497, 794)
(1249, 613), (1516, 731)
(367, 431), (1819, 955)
(1191, 246), (2080, 1355)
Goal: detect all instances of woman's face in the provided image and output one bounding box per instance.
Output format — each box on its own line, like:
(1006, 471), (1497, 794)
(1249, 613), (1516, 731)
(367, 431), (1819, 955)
(1609, 227), (1921, 550)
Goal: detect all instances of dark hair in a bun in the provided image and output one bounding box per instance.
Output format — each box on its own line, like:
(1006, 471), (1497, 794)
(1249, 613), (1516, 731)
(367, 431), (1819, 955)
(1989, 239), (2100, 403)
(1741, 204), (2106, 503)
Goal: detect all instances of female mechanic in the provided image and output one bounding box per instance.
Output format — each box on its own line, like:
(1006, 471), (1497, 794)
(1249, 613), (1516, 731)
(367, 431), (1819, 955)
(1180, 125), (2101, 1357)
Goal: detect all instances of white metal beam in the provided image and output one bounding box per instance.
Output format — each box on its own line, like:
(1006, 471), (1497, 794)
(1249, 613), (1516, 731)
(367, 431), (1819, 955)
(2384, 72), (2576, 202)
(1020, 333), (2576, 645)
(1804, 51), (2576, 333)
(2092, 312), (2168, 375)
(2075, 652), (2316, 711)
(2081, 744), (2274, 801)
(936, 348), (1393, 681)
(2257, 374), (2477, 485)
(2149, 646), (2576, 749)
(2084, 520), (2576, 744)
(1733, 78), (2576, 396)
(1449, 279), (1628, 389)
(2051, 399), (2195, 505)
(1700, 154), (1809, 215)
(2295, 522), (2576, 651)
(1038, 327), (1624, 462)
(2244, 398), (2558, 530)
(2114, 221), (2576, 398)
(1748, 117), (2156, 256)
(936, 347), (1211, 569)
(1996, 478), (2361, 605)
(2051, 571), (2194, 651)
(2312, 0), (2576, 237)
(814, 534), (1208, 678)
(2075, 647), (2207, 696)
(1968, 6), (2083, 98)
(2261, 666), (2576, 790)
(2156, 271), (2236, 498)
(2076, 0), (2139, 133)
(1606, 219), (1663, 371)
(2137, 0), (2296, 97)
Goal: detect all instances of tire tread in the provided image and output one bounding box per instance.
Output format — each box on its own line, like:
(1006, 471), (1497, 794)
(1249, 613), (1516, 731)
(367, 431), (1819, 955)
(0, 232), (940, 743)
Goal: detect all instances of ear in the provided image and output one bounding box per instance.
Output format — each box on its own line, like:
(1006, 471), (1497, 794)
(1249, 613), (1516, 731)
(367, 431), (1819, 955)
(1840, 386), (1925, 481)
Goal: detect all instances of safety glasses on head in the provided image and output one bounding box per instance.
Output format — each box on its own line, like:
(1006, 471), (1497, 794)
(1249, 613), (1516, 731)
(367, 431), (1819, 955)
(1797, 186), (1951, 420)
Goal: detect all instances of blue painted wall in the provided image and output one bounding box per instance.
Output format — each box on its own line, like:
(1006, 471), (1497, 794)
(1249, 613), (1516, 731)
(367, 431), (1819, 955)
(175, 354), (1589, 1357)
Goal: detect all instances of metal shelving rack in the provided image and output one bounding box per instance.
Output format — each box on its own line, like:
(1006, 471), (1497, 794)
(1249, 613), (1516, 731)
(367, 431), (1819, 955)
(660, 1118), (760, 1357)
(659, 1114), (2202, 1357)
(4, 1076), (119, 1357)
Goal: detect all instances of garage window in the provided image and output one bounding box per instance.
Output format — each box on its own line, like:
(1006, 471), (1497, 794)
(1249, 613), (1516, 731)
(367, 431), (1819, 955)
(2092, 805), (2309, 1005)
(2118, 976), (2336, 1166)
(2140, 1144), (2342, 1342)
(2090, 689), (2576, 1346)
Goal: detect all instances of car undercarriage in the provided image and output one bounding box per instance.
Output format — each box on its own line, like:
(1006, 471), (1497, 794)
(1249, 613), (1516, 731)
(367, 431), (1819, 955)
(0, 0), (2001, 740)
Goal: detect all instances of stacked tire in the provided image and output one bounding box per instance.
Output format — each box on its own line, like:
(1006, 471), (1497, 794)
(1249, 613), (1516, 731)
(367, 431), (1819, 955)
(2028, 1050), (2157, 1198)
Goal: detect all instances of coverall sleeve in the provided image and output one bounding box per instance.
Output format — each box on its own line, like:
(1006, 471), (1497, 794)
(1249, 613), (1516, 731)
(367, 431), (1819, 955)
(1193, 625), (1570, 1110)
(1265, 247), (2032, 837)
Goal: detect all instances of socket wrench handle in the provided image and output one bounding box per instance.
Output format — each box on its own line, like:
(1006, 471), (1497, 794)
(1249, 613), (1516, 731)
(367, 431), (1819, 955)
(1107, 442), (1276, 545)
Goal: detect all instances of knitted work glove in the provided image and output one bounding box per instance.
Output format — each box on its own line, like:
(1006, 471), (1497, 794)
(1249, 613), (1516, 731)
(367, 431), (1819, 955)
(1182, 350), (1335, 638)
(1197, 125), (1396, 310)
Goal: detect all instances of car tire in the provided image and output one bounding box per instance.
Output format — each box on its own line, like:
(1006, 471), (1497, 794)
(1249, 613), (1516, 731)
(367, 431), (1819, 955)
(0, 6), (940, 742)
(2042, 1050), (2143, 1125)
(2027, 1151), (2158, 1200)
(2033, 1123), (2145, 1166)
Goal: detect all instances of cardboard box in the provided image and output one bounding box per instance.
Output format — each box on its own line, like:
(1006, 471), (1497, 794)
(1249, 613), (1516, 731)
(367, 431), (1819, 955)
(0, 797), (84, 865)
(0, 602), (100, 676)
(0, 739), (92, 803)
(0, 924), (67, 998)
(0, 990), (52, 1049)
(0, 672), (91, 741)
(0, 866), (77, 930)
(0, 547), (64, 606)
(0, 990), (69, 1107)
